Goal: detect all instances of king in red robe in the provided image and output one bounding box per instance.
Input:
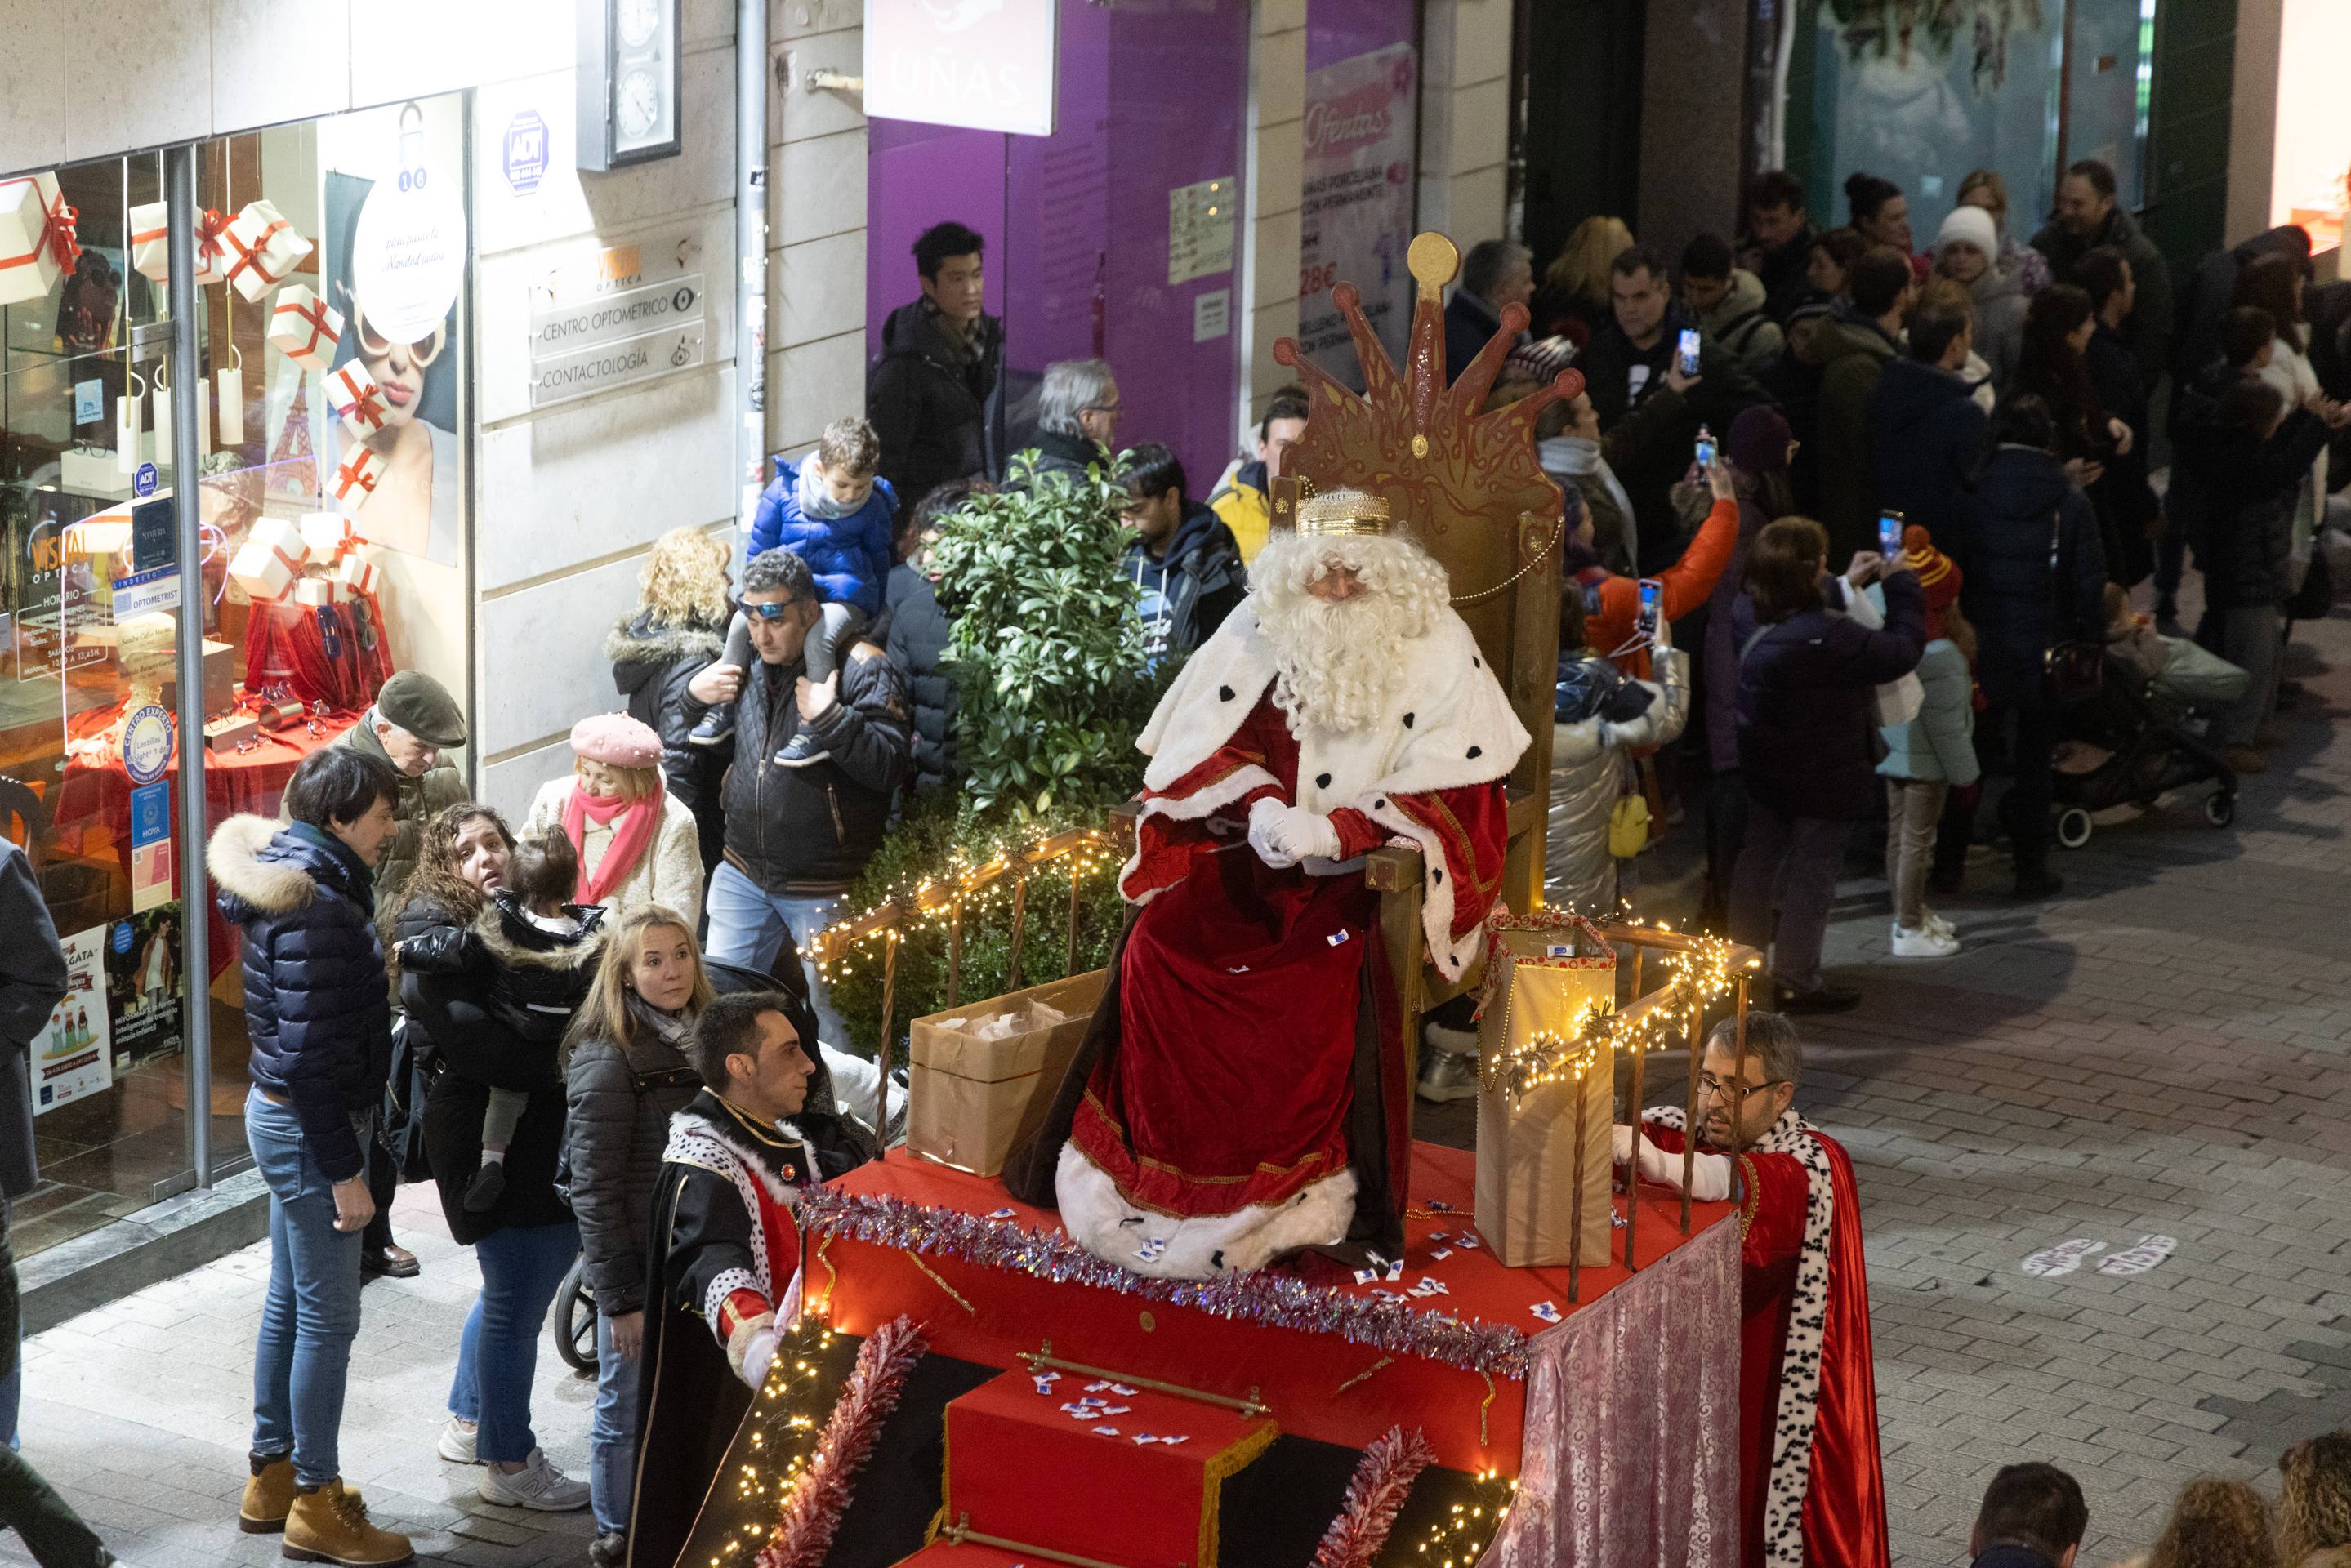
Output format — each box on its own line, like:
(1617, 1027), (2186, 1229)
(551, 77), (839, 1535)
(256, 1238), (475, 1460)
(1015, 490), (1525, 1277)
(1616, 1015), (1889, 1568)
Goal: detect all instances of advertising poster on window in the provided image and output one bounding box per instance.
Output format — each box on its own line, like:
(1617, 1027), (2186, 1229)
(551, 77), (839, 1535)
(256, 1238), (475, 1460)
(15, 501), (106, 683)
(105, 906), (185, 1069)
(1296, 43), (1417, 391)
(33, 925), (112, 1115)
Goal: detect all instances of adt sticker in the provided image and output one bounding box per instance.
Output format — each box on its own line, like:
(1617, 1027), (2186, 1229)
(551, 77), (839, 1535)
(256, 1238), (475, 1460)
(503, 110), (549, 194)
(122, 706), (175, 786)
(133, 462), (158, 498)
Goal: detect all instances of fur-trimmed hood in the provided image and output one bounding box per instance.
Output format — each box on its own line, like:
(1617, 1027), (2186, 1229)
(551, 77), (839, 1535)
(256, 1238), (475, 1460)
(607, 610), (726, 685)
(474, 893), (609, 973)
(211, 813), (371, 922)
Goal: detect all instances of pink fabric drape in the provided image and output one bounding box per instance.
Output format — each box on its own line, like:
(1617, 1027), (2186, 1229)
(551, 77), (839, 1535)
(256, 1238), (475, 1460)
(1485, 1211), (1741, 1568)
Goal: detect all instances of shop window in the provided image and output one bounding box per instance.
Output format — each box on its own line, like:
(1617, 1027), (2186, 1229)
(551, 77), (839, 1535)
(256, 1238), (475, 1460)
(0, 93), (469, 1256)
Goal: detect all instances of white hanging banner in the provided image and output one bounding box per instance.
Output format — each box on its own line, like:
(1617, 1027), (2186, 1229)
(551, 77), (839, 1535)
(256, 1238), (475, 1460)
(863, 0), (1059, 137)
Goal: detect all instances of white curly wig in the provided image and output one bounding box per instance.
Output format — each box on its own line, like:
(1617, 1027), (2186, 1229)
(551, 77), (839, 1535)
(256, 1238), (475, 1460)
(1251, 530), (1452, 735)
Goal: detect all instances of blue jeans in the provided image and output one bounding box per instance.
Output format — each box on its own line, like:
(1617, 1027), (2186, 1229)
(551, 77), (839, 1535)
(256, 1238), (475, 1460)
(704, 862), (849, 1051)
(248, 1089), (365, 1488)
(447, 1221), (578, 1464)
(589, 1313), (644, 1533)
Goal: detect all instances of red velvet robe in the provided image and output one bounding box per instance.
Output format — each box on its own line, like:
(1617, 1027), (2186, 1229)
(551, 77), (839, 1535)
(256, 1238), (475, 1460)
(1641, 1116), (1889, 1568)
(1070, 695), (1506, 1254)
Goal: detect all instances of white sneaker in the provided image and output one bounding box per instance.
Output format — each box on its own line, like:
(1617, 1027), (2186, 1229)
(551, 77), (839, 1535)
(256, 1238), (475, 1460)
(1921, 910), (1956, 939)
(1889, 922), (1961, 959)
(476, 1448), (590, 1512)
(436, 1419), (479, 1465)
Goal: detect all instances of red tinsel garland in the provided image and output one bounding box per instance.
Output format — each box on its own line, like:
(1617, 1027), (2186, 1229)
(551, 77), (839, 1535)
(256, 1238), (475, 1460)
(756, 1315), (927, 1568)
(1311, 1425), (1439, 1568)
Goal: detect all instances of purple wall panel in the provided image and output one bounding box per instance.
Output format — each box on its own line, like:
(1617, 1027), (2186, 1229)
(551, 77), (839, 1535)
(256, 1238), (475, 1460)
(1306, 0), (1419, 75)
(864, 120), (1006, 360)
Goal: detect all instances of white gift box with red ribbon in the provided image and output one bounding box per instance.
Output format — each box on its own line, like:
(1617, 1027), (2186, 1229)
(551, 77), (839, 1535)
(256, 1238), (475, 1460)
(129, 202), (231, 287)
(297, 511), (355, 563)
(292, 575), (348, 607)
(228, 517), (310, 604)
(325, 363), (388, 438)
(0, 172), (80, 307)
(221, 199), (312, 303)
(337, 546), (381, 599)
(267, 285), (344, 372)
(328, 443), (387, 514)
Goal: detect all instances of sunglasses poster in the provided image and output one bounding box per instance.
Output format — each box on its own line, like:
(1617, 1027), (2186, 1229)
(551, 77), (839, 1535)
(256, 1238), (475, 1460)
(315, 97), (467, 569)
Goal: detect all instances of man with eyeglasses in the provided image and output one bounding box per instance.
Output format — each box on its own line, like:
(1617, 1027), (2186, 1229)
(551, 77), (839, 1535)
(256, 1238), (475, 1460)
(1613, 1010), (1889, 1568)
(698, 549), (910, 1127)
(1024, 359), (1123, 486)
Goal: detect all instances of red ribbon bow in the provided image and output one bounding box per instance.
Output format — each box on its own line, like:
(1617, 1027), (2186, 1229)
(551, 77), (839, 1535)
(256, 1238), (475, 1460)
(343, 385), (386, 430)
(194, 208), (230, 267)
(333, 452), (378, 499)
(273, 295), (337, 358)
(225, 216), (288, 284)
(1, 179), (79, 277)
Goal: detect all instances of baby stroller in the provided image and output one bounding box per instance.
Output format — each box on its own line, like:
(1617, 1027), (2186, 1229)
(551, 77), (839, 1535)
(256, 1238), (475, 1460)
(2048, 648), (2237, 849)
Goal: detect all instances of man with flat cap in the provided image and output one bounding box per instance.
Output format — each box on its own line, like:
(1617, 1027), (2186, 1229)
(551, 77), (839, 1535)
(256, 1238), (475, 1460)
(332, 670), (467, 1281)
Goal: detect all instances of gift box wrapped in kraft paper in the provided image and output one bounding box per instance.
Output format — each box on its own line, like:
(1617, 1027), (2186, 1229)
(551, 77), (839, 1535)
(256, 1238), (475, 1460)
(907, 969), (1105, 1177)
(1473, 911), (1618, 1268)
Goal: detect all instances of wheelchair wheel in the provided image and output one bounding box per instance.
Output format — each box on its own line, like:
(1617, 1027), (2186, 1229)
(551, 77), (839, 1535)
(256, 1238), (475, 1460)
(550, 1254), (598, 1376)
(2055, 808), (2093, 850)
(2203, 791), (2235, 828)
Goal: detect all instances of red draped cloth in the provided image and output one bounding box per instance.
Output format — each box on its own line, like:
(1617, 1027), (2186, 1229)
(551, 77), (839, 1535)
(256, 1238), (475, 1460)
(1073, 696), (1506, 1236)
(1643, 1120), (1889, 1568)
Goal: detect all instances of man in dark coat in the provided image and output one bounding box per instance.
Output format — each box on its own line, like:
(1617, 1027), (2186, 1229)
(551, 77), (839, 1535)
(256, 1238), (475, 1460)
(1581, 246), (1772, 572)
(2168, 224), (2310, 409)
(632, 993), (821, 1568)
(702, 550), (911, 1067)
(2030, 160), (2172, 391)
(1443, 239), (1532, 384)
(1119, 443), (1244, 663)
(1966, 1462), (2088, 1568)
(881, 483), (969, 795)
(1735, 169), (1820, 325)
(1806, 248), (1915, 567)
(2076, 247), (2161, 588)
(1867, 292), (1988, 554)
(868, 220), (1002, 511)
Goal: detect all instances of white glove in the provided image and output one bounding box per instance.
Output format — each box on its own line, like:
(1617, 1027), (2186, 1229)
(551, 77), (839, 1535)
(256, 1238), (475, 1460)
(738, 1323), (781, 1392)
(1632, 1134), (1733, 1202)
(1611, 1124), (1635, 1165)
(1247, 799), (1341, 868)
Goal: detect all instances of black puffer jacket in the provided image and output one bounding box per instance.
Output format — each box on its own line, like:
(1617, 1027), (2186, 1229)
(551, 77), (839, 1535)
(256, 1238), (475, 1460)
(1954, 446), (2108, 708)
(868, 300), (1002, 510)
(721, 646), (912, 893)
(881, 562), (957, 793)
(212, 815), (392, 1185)
(609, 608), (729, 868)
(563, 1004), (701, 1316)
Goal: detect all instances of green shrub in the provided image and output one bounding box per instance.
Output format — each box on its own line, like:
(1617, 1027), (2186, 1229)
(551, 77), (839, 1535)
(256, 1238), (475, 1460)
(827, 451), (1176, 1054)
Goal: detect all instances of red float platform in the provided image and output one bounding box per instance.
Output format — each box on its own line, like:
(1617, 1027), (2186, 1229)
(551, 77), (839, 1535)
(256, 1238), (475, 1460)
(809, 1141), (1734, 1479)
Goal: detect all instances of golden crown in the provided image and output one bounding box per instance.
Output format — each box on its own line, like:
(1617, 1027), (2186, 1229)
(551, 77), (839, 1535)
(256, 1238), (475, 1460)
(1293, 488), (1392, 538)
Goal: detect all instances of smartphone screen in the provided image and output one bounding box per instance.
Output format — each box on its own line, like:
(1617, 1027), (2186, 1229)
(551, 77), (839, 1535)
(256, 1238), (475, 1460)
(1695, 433), (1717, 470)
(1637, 578), (1663, 635)
(1675, 328), (1702, 378)
(1878, 511), (1904, 559)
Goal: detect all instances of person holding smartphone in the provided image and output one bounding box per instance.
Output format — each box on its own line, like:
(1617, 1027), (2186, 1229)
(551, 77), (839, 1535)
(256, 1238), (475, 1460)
(1568, 447), (1743, 681)
(1727, 521), (1925, 1013)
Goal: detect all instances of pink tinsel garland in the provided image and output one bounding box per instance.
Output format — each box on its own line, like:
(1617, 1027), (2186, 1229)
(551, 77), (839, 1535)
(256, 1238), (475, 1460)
(1312, 1425), (1439, 1568)
(756, 1315), (927, 1568)
(795, 1187), (1532, 1379)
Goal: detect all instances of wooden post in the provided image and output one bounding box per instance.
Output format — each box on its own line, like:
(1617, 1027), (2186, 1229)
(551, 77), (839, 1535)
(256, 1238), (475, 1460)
(872, 930), (901, 1133)
(1681, 996), (1703, 1234)
(1729, 973), (1751, 1159)
(945, 900), (963, 1009)
(1006, 871), (1030, 993)
(1623, 1033), (1644, 1272)
(1065, 857), (1082, 975)
(1568, 1058), (1590, 1303)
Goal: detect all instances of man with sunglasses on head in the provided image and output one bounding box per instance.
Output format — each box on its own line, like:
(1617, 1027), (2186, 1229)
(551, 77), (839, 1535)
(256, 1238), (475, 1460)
(695, 550), (910, 1120)
(1612, 1010), (1889, 1568)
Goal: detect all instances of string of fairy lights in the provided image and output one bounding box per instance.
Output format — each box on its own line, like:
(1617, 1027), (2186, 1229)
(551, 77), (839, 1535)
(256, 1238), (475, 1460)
(709, 1315), (843, 1567)
(1482, 922), (1751, 1106)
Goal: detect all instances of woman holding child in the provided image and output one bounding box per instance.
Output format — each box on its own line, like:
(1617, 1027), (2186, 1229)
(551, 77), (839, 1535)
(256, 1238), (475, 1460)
(390, 805), (598, 1514)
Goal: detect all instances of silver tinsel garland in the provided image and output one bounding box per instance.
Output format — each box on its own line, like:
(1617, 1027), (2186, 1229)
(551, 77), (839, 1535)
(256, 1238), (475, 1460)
(796, 1187), (1532, 1380)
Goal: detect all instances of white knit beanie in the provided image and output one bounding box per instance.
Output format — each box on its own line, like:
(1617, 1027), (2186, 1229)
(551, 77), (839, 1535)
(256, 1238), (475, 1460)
(1936, 205), (1999, 260)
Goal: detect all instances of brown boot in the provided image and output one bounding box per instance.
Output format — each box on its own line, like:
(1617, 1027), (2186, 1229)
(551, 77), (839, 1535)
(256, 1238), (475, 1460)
(239, 1453), (295, 1534)
(283, 1480), (414, 1566)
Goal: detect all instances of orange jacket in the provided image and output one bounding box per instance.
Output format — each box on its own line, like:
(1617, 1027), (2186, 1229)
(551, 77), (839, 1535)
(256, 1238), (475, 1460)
(1584, 497), (1740, 678)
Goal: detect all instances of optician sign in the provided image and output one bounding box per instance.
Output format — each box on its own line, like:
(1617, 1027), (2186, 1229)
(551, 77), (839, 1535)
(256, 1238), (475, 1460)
(863, 0), (1058, 137)
(525, 236), (708, 408)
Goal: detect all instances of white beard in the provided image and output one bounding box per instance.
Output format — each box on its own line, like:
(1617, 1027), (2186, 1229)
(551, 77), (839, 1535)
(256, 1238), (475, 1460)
(1251, 532), (1452, 736)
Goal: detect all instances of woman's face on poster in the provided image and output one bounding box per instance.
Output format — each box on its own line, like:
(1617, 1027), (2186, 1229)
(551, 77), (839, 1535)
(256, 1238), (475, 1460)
(355, 311), (446, 434)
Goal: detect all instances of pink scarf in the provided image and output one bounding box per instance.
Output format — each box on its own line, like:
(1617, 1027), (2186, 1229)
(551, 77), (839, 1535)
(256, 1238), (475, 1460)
(562, 780), (661, 906)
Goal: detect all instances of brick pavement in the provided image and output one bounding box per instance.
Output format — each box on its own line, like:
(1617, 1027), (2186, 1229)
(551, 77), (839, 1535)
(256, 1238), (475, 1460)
(5, 599), (2349, 1568)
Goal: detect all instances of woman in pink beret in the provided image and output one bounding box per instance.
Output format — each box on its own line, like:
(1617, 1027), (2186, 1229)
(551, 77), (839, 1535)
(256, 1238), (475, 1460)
(524, 715), (704, 927)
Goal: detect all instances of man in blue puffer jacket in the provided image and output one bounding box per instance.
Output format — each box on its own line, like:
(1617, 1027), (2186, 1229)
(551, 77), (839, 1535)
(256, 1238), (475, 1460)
(694, 416), (899, 767)
(212, 747), (413, 1565)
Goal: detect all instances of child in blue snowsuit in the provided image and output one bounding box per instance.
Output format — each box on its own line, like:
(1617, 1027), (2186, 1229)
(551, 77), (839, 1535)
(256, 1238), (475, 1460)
(695, 416), (897, 766)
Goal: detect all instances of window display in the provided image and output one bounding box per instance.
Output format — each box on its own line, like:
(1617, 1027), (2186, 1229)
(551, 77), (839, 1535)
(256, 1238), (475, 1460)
(0, 93), (471, 1256)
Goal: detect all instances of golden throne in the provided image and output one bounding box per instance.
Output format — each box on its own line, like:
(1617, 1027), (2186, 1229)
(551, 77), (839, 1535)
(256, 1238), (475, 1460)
(1268, 232), (1582, 1076)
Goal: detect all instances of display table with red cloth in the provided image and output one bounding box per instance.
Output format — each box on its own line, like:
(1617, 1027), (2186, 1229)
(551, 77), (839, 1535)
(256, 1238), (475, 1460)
(802, 1141), (1740, 1568)
(243, 594), (394, 715)
(53, 701), (362, 978)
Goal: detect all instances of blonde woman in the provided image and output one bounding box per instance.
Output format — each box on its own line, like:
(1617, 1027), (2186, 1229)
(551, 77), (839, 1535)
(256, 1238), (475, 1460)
(607, 525), (735, 874)
(2283, 1432), (2351, 1568)
(1955, 168), (2052, 296)
(560, 905), (714, 1568)
(524, 715), (703, 929)
(1534, 215), (1636, 349)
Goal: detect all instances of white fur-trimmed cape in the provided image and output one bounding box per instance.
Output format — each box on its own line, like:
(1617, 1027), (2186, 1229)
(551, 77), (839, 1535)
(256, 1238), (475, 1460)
(1126, 602), (1530, 981)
